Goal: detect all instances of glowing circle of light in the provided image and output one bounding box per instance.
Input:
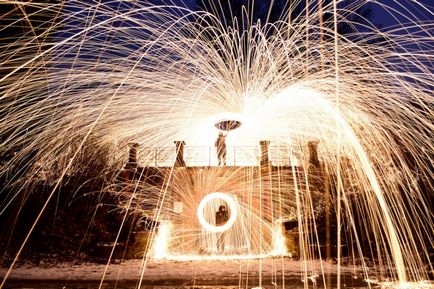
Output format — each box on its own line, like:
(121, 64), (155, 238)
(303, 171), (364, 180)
(197, 192), (238, 233)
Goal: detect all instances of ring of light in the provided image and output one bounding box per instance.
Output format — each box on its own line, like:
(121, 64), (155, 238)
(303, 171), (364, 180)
(197, 192), (238, 233)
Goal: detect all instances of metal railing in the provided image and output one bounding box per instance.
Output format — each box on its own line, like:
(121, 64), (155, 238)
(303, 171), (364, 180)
(138, 146), (300, 167)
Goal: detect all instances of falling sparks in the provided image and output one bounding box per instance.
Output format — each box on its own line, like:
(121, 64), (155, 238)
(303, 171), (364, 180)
(153, 221), (171, 260)
(0, 0), (433, 288)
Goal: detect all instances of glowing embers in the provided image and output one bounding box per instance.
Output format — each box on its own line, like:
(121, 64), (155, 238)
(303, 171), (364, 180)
(153, 222), (171, 259)
(197, 192), (238, 233)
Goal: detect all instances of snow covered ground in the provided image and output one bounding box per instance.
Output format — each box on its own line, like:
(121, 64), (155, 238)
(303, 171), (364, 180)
(1, 258), (365, 282)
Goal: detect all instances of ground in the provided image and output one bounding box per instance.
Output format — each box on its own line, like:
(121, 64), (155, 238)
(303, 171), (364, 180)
(0, 258), (368, 286)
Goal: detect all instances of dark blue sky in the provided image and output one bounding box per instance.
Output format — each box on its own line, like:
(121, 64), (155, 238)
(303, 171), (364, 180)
(177, 0), (433, 32)
(86, 1), (433, 30)
(369, 0), (433, 29)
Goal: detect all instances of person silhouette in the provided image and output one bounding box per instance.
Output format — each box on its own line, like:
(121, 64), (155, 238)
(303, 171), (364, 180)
(215, 132), (226, 166)
(215, 205), (229, 253)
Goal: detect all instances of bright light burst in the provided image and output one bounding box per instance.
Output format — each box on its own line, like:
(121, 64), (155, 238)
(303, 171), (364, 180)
(0, 0), (433, 288)
(196, 192), (238, 233)
(153, 221), (171, 260)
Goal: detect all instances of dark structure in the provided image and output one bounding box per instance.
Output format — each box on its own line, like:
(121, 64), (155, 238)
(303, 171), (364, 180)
(174, 141), (186, 167)
(118, 139), (330, 257)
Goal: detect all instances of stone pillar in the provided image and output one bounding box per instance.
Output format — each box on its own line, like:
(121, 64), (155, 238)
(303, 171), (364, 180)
(174, 141), (186, 167)
(259, 140), (270, 166)
(308, 141), (320, 167)
(126, 142), (139, 170)
(123, 143), (139, 205)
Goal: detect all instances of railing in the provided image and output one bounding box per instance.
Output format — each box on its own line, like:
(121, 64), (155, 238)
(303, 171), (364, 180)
(138, 146), (300, 167)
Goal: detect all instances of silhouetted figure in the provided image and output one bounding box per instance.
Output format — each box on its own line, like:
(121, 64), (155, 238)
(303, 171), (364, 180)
(215, 132), (226, 166)
(216, 205), (229, 253)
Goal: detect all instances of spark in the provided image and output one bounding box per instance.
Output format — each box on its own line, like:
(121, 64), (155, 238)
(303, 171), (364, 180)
(153, 221), (171, 260)
(0, 0), (433, 288)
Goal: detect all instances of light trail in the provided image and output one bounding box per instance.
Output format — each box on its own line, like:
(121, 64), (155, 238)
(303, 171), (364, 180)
(0, 1), (433, 288)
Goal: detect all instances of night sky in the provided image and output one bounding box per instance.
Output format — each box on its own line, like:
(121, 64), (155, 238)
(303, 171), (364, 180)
(171, 0), (434, 28)
(369, 0), (433, 28)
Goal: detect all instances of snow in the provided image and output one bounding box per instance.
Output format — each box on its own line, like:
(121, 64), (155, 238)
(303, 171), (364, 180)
(1, 258), (364, 281)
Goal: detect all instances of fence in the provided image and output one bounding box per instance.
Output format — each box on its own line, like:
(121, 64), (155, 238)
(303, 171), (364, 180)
(138, 146), (300, 167)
